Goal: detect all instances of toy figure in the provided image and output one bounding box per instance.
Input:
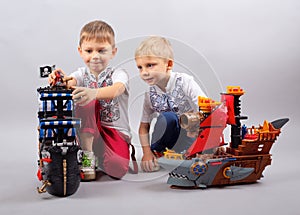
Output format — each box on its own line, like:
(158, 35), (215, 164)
(36, 65), (82, 197)
(158, 86), (289, 188)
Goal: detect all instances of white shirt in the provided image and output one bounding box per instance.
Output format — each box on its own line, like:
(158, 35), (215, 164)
(141, 71), (206, 123)
(71, 67), (131, 139)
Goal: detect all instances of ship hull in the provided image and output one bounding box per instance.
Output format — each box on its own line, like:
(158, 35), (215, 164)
(211, 154), (271, 186)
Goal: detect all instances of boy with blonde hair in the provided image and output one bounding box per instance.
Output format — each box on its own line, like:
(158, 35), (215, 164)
(135, 36), (206, 172)
(49, 20), (133, 180)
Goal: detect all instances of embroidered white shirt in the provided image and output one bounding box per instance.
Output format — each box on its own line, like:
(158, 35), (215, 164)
(71, 67), (131, 139)
(141, 71), (206, 123)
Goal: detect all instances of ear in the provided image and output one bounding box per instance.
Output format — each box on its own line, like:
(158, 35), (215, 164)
(167, 59), (173, 70)
(112, 47), (118, 57)
(77, 46), (83, 56)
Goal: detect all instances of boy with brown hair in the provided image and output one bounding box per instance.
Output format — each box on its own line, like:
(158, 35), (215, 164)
(49, 20), (132, 180)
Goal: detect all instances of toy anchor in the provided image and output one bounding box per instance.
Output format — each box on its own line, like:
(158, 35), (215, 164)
(37, 180), (52, 194)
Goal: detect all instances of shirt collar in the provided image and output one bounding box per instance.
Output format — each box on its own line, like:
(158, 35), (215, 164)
(86, 67), (112, 80)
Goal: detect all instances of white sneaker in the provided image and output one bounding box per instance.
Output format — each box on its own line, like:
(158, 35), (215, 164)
(81, 151), (96, 181)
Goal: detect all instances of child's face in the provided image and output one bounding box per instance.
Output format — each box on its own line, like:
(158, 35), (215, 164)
(78, 39), (117, 74)
(136, 56), (172, 88)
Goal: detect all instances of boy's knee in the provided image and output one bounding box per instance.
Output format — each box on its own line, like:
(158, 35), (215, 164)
(156, 112), (180, 130)
(151, 112), (181, 150)
(103, 156), (129, 179)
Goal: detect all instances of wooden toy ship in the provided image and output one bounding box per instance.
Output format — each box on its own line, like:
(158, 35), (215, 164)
(158, 86), (289, 188)
(36, 66), (82, 197)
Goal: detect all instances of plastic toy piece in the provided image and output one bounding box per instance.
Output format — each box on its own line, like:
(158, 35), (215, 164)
(163, 149), (184, 160)
(36, 65), (82, 197)
(226, 86), (245, 96)
(37, 180), (52, 193)
(158, 86), (289, 189)
(198, 96), (221, 113)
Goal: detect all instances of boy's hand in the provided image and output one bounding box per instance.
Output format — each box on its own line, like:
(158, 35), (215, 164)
(141, 152), (160, 172)
(72, 87), (98, 106)
(48, 68), (67, 86)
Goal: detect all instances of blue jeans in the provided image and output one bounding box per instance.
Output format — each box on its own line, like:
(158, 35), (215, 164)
(150, 112), (195, 153)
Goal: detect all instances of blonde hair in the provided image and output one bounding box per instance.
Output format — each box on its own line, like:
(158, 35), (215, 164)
(79, 20), (115, 47)
(135, 36), (174, 60)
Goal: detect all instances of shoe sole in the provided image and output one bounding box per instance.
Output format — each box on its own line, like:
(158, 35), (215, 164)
(81, 171), (96, 181)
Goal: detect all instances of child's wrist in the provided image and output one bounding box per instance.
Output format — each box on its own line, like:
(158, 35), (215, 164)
(142, 145), (152, 154)
(94, 88), (100, 100)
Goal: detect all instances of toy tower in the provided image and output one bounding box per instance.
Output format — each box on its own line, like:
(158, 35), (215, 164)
(225, 86), (248, 148)
(36, 66), (82, 197)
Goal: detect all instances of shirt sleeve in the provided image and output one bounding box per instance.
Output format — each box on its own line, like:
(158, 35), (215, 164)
(184, 73), (207, 110)
(112, 68), (129, 91)
(140, 92), (155, 123)
(69, 67), (85, 86)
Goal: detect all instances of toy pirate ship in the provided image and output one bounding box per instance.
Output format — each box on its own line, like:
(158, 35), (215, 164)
(158, 86), (289, 188)
(36, 66), (82, 197)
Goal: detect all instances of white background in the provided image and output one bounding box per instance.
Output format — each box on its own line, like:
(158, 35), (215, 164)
(0, 0), (299, 214)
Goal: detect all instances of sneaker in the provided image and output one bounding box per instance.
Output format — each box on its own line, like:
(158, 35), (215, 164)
(81, 151), (96, 181)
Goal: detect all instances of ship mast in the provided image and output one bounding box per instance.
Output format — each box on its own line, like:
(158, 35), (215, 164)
(226, 86), (248, 148)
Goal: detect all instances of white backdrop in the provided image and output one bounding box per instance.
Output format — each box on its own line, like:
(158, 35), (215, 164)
(0, 0), (299, 214)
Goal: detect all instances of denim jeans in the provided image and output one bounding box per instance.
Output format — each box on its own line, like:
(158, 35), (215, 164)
(150, 112), (195, 153)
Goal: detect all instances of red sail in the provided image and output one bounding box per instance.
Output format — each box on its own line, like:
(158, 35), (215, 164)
(221, 94), (236, 125)
(185, 103), (227, 157)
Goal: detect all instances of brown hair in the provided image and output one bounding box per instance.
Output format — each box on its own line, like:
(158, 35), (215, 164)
(79, 20), (115, 47)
